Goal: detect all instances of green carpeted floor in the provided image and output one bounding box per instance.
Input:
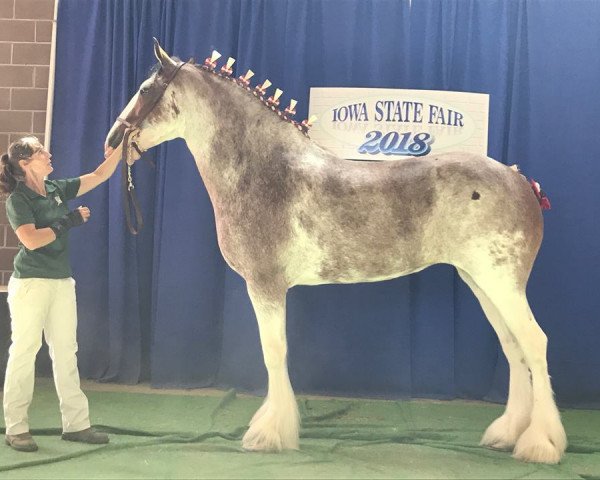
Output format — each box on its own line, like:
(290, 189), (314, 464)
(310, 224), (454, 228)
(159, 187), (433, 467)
(1, 379), (599, 479)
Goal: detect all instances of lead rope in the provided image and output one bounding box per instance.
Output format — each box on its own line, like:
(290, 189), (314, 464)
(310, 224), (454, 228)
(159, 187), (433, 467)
(121, 126), (144, 234)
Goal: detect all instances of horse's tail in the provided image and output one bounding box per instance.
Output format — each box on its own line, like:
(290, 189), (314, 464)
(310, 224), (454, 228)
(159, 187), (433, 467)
(510, 164), (551, 210)
(529, 178), (551, 210)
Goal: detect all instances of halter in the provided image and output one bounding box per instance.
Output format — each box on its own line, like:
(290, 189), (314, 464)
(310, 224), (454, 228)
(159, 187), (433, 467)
(116, 60), (188, 234)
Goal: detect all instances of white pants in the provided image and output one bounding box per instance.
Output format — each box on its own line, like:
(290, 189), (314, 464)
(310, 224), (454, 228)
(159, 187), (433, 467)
(3, 277), (90, 435)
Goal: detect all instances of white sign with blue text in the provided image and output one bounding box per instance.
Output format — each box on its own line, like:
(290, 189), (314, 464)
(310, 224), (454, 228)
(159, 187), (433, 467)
(308, 87), (489, 161)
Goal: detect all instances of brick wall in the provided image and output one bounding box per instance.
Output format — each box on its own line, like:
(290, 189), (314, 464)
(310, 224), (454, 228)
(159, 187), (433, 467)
(0, 0), (55, 286)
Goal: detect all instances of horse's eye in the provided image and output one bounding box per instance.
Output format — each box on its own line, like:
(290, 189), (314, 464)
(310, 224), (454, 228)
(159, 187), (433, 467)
(140, 86), (150, 95)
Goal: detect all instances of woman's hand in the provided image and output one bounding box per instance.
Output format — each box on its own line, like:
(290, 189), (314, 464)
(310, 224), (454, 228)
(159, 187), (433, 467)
(77, 140), (125, 197)
(104, 140), (123, 160)
(76, 206), (91, 223)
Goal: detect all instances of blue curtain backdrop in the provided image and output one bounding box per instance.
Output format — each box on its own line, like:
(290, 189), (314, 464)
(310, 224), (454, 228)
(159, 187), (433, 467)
(50, 0), (600, 406)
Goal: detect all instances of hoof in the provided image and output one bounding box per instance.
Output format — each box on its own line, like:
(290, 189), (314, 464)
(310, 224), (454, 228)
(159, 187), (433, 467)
(480, 414), (530, 451)
(242, 428), (293, 452)
(513, 440), (562, 464)
(512, 424), (566, 464)
(242, 421), (299, 452)
(242, 398), (300, 452)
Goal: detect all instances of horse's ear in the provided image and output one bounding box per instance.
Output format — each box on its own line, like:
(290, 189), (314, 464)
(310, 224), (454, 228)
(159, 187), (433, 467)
(153, 37), (177, 69)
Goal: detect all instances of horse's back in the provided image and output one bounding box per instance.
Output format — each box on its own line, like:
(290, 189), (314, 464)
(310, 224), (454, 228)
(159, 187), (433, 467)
(284, 150), (543, 286)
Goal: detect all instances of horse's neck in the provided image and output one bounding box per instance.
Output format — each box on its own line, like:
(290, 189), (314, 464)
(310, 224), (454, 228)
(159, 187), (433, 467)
(182, 77), (305, 201)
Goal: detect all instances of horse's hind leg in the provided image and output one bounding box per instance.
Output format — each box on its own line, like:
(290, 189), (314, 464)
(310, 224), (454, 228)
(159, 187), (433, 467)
(242, 284), (299, 452)
(457, 269), (533, 451)
(463, 269), (567, 463)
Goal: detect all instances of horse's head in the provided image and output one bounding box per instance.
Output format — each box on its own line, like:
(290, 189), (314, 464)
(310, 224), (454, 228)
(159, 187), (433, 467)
(105, 39), (188, 164)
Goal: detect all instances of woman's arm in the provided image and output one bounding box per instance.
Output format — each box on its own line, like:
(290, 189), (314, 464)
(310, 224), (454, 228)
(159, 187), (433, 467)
(76, 142), (123, 197)
(15, 224), (57, 250)
(14, 207), (90, 250)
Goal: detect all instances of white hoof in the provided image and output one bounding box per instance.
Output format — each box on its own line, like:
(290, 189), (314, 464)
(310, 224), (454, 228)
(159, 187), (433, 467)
(512, 423), (567, 464)
(242, 398), (299, 452)
(480, 413), (530, 451)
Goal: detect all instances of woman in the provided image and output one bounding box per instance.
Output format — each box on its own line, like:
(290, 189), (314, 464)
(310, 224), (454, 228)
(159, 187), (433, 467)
(0, 136), (122, 452)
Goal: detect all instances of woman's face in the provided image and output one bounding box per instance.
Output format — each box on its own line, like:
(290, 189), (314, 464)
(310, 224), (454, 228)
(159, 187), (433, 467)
(20, 141), (53, 177)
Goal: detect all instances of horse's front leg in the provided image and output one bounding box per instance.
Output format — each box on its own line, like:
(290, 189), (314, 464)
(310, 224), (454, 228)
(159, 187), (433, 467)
(242, 283), (299, 452)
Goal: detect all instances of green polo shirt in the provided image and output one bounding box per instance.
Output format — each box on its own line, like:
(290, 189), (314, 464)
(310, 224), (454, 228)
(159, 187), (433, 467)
(6, 178), (81, 279)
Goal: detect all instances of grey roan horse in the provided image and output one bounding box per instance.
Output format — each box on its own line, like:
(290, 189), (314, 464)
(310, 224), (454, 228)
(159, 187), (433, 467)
(106, 41), (566, 464)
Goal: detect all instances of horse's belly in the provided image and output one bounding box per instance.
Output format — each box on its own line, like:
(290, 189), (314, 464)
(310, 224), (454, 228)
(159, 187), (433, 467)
(285, 224), (429, 286)
(294, 264), (431, 286)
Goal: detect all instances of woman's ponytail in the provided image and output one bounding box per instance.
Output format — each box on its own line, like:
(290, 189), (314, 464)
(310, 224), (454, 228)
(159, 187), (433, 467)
(0, 136), (37, 194)
(0, 152), (17, 194)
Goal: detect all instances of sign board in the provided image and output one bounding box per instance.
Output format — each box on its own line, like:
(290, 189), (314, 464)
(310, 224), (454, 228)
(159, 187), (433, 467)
(308, 88), (489, 161)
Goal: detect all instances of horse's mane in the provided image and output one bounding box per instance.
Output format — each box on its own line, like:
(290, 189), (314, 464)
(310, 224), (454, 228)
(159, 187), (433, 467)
(186, 54), (312, 137)
(149, 52), (313, 137)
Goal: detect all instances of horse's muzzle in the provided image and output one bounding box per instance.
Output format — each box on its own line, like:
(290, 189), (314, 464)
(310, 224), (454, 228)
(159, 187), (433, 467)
(106, 123), (127, 149)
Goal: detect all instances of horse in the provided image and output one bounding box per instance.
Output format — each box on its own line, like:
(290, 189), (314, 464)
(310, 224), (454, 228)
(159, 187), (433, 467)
(105, 40), (567, 464)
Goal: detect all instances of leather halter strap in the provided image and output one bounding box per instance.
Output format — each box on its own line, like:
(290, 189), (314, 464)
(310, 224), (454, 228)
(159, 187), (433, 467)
(117, 60), (187, 234)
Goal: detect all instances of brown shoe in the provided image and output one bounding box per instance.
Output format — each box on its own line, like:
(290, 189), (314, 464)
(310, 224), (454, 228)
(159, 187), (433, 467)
(61, 427), (109, 444)
(5, 432), (38, 452)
